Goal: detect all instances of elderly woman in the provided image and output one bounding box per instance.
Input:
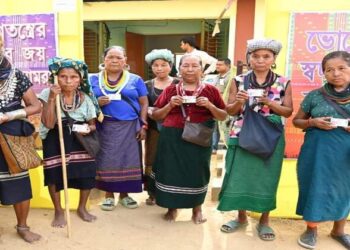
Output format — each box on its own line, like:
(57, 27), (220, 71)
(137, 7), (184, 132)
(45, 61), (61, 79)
(151, 54), (226, 223)
(39, 57), (99, 227)
(90, 46), (148, 211)
(0, 36), (41, 242)
(293, 51), (350, 250)
(144, 49), (179, 205)
(217, 38), (293, 241)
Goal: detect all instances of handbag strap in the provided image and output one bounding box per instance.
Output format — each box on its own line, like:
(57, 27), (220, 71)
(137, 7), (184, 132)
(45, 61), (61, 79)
(320, 90), (350, 119)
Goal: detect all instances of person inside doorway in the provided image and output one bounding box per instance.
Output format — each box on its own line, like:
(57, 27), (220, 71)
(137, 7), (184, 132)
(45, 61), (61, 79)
(180, 36), (217, 75)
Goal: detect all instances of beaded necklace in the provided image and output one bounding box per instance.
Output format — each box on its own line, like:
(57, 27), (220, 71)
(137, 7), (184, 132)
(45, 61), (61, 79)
(103, 70), (126, 91)
(60, 91), (81, 112)
(98, 70), (130, 96)
(0, 69), (17, 109)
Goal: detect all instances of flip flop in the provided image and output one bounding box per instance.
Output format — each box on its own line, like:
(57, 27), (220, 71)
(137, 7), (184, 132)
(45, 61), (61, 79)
(298, 230), (317, 249)
(100, 197), (116, 211)
(220, 220), (248, 233)
(256, 224), (276, 241)
(331, 233), (350, 249)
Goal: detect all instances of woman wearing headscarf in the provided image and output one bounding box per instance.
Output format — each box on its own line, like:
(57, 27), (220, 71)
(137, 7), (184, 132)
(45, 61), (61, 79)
(151, 54), (226, 223)
(144, 49), (179, 205)
(39, 57), (99, 227)
(218, 38), (293, 241)
(90, 46), (148, 211)
(293, 51), (350, 250)
(0, 36), (41, 242)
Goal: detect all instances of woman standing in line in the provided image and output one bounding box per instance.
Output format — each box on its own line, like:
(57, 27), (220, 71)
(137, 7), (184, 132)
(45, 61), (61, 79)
(293, 51), (350, 250)
(144, 49), (178, 205)
(90, 46), (148, 211)
(151, 54), (226, 223)
(218, 38), (293, 241)
(0, 35), (41, 242)
(40, 57), (99, 227)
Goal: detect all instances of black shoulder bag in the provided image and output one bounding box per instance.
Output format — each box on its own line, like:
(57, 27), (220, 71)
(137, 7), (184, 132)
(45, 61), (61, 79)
(62, 110), (100, 158)
(238, 75), (283, 159)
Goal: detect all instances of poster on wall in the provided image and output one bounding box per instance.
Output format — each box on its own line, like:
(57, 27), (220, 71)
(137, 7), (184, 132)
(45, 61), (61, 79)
(0, 13), (58, 94)
(285, 12), (350, 158)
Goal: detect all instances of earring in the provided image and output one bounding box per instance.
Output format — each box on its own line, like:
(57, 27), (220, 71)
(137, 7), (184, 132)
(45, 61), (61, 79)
(271, 63), (277, 70)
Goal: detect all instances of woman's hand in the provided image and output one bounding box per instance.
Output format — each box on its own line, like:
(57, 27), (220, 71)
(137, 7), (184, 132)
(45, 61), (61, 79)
(136, 128), (146, 141)
(235, 90), (248, 104)
(169, 95), (183, 108)
(148, 107), (155, 118)
(0, 113), (9, 124)
(196, 96), (212, 109)
(98, 96), (111, 107)
(49, 84), (61, 100)
(311, 117), (335, 130)
(257, 92), (271, 105)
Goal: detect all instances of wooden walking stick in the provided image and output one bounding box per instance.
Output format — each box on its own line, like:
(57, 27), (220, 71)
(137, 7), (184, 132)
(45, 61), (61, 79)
(54, 75), (72, 238)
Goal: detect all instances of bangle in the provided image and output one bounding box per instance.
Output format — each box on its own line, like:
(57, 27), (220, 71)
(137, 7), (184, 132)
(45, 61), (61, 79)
(307, 118), (312, 128)
(142, 124), (148, 130)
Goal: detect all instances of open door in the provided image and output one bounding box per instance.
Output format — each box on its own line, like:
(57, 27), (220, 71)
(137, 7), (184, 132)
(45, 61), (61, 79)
(125, 32), (145, 79)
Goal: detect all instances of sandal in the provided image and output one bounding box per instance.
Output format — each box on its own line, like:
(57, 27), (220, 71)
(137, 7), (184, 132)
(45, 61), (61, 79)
(256, 224), (276, 241)
(100, 197), (116, 211)
(220, 220), (248, 233)
(331, 233), (350, 249)
(119, 196), (138, 209)
(298, 230), (317, 249)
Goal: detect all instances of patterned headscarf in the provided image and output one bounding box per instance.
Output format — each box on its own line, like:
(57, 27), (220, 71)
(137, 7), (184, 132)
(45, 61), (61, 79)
(48, 57), (101, 116)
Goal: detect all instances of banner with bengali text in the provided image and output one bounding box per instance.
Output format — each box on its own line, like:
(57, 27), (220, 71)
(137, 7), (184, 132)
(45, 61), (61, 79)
(285, 12), (350, 158)
(0, 13), (57, 94)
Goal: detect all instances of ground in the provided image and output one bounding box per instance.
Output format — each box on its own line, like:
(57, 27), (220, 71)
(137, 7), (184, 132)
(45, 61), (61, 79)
(0, 151), (349, 250)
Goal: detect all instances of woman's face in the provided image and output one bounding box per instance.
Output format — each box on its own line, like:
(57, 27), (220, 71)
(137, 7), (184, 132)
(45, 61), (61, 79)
(324, 57), (350, 89)
(179, 56), (202, 83)
(151, 59), (171, 79)
(57, 68), (81, 92)
(249, 49), (276, 72)
(104, 48), (126, 73)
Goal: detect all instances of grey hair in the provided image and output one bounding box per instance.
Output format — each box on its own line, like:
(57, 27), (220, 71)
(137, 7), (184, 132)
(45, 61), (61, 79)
(179, 54), (203, 68)
(103, 46), (126, 58)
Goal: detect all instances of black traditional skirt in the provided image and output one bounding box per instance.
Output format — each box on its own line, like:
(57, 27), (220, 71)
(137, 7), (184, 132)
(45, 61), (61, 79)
(42, 123), (96, 192)
(0, 120), (32, 205)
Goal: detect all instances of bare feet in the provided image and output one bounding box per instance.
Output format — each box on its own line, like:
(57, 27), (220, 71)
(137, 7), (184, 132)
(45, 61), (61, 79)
(163, 209), (178, 222)
(77, 208), (97, 222)
(16, 225), (41, 243)
(145, 196), (156, 206)
(51, 210), (66, 228)
(192, 206), (207, 224)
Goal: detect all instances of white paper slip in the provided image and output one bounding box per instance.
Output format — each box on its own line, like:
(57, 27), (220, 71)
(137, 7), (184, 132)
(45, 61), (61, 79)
(72, 124), (90, 133)
(107, 93), (121, 101)
(182, 95), (197, 104)
(247, 89), (264, 97)
(330, 118), (349, 128)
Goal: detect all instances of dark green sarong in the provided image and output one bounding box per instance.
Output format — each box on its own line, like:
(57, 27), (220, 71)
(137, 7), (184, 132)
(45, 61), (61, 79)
(151, 127), (212, 208)
(218, 134), (285, 213)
